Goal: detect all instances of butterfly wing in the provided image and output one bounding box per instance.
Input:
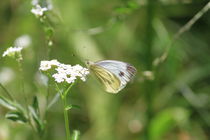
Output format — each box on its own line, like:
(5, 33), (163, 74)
(89, 64), (121, 93)
(94, 60), (136, 93)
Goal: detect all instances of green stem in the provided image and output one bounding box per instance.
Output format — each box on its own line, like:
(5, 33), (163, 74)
(62, 95), (71, 140)
(17, 59), (24, 95)
(17, 58), (28, 107)
(143, 0), (156, 139)
(64, 83), (74, 97)
(57, 83), (74, 140)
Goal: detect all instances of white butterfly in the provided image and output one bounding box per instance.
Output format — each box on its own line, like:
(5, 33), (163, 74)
(86, 60), (137, 94)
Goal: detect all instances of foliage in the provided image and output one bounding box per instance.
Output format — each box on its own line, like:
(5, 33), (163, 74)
(0, 0), (210, 140)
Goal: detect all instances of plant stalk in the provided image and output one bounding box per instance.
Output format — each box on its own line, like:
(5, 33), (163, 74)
(143, 0), (156, 139)
(58, 84), (74, 140)
(62, 95), (71, 140)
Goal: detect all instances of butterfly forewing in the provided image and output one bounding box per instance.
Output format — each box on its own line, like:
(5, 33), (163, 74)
(88, 60), (136, 93)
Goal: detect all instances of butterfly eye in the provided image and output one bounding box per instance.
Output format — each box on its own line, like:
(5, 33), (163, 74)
(85, 61), (90, 66)
(86, 61), (94, 66)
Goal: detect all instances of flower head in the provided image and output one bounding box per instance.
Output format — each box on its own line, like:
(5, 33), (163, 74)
(2, 47), (23, 58)
(39, 60), (60, 71)
(31, 0), (53, 10)
(39, 60), (89, 84)
(31, 4), (48, 17)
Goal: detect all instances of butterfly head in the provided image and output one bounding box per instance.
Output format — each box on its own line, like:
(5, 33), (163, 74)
(85, 60), (94, 68)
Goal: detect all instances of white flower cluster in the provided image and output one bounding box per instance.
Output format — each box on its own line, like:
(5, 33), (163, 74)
(39, 60), (60, 71)
(31, 4), (48, 17)
(39, 60), (89, 84)
(2, 35), (31, 59)
(2, 47), (23, 57)
(31, 0), (53, 10)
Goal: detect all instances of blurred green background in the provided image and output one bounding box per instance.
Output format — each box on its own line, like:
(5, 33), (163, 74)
(0, 0), (210, 140)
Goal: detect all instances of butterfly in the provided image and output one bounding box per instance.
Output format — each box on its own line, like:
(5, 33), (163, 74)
(86, 60), (137, 94)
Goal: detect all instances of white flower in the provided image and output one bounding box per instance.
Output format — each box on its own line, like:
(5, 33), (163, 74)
(39, 60), (60, 71)
(39, 60), (89, 84)
(31, 0), (39, 6)
(14, 35), (31, 48)
(55, 67), (66, 74)
(52, 73), (66, 83)
(31, 0), (53, 10)
(31, 4), (48, 17)
(46, 0), (53, 10)
(71, 64), (89, 81)
(65, 76), (76, 84)
(80, 77), (86, 82)
(2, 47), (23, 57)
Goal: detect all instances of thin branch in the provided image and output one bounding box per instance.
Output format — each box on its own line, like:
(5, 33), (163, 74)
(0, 83), (14, 101)
(47, 93), (60, 110)
(174, 2), (210, 40)
(153, 2), (210, 66)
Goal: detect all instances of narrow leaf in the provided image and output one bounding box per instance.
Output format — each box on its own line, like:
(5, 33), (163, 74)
(32, 96), (39, 115)
(65, 105), (72, 111)
(72, 130), (80, 140)
(71, 105), (81, 109)
(5, 111), (28, 123)
(29, 106), (45, 136)
(29, 106), (40, 124)
(0, 96), (17, 110)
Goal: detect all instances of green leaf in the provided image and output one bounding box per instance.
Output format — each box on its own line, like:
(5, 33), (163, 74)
(29, 106), (45, 136)
(72, 130), (80, 140)
(5, 111), (28, 123)
(0, 96), (17, 110)
(127, 1), (139, 9)
(114, 1), (139, 15)
(29, 106), (41, 125)
(32, 96), (39, 115)
(115, 7), (131, 14)
(45, 27), (54, 38)
(149, 107), (190, 140)
(65, 104), (81, 111)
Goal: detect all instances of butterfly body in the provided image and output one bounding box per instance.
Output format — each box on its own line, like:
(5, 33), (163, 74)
(86, 60), (136, 94)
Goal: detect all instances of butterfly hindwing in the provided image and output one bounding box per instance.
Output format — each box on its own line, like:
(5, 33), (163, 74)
(89, 64), (121, 93)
